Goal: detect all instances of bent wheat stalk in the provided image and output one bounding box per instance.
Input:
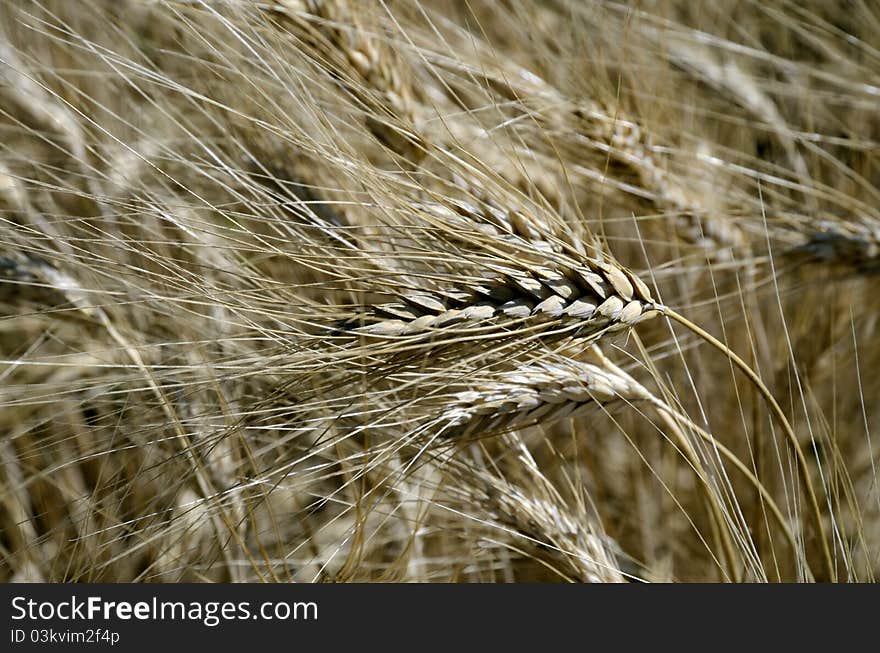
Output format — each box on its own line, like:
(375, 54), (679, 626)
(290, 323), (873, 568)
(661, 307), (835, 580)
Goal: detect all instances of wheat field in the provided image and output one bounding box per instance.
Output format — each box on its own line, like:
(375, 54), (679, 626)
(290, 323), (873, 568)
(0, 0), (878, 583)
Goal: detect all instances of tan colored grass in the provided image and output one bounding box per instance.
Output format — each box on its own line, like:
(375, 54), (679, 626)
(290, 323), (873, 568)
(0, 0), (878, 584)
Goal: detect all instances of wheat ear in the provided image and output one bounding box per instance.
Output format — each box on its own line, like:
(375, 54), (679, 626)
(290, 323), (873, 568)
(440, 351), (650, 439)
(788, 219), (880, 275)
(340, 252), (659, 346)
(460, 52), (749, 255)
(267, 0), (427, 160)
(435, 344), (807, 579)
(441, 446), (625, 583)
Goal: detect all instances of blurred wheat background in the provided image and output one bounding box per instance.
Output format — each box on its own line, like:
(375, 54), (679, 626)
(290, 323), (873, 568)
(0, 0), (878, 582)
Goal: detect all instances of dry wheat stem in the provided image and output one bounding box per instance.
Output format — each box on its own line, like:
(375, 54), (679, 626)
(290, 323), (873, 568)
(662, 306), (835, 580)
(444, 43), (749, 255)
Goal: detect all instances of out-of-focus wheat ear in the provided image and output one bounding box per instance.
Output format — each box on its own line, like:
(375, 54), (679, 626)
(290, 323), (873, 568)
(571, 103), (748, 257)
(0, 252), (90, 312)
(266, 0), (428, 162)
(469, 55), (748, 257)
(786, 219), (880, 275)
(0, 41), (109, 218)
(441, 446), (626, 582)
(660, 39), (813, 199)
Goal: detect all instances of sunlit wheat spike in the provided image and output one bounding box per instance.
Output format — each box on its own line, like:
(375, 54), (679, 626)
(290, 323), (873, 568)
(439, 348), (650, 439)
(339, 252), (659, 346)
